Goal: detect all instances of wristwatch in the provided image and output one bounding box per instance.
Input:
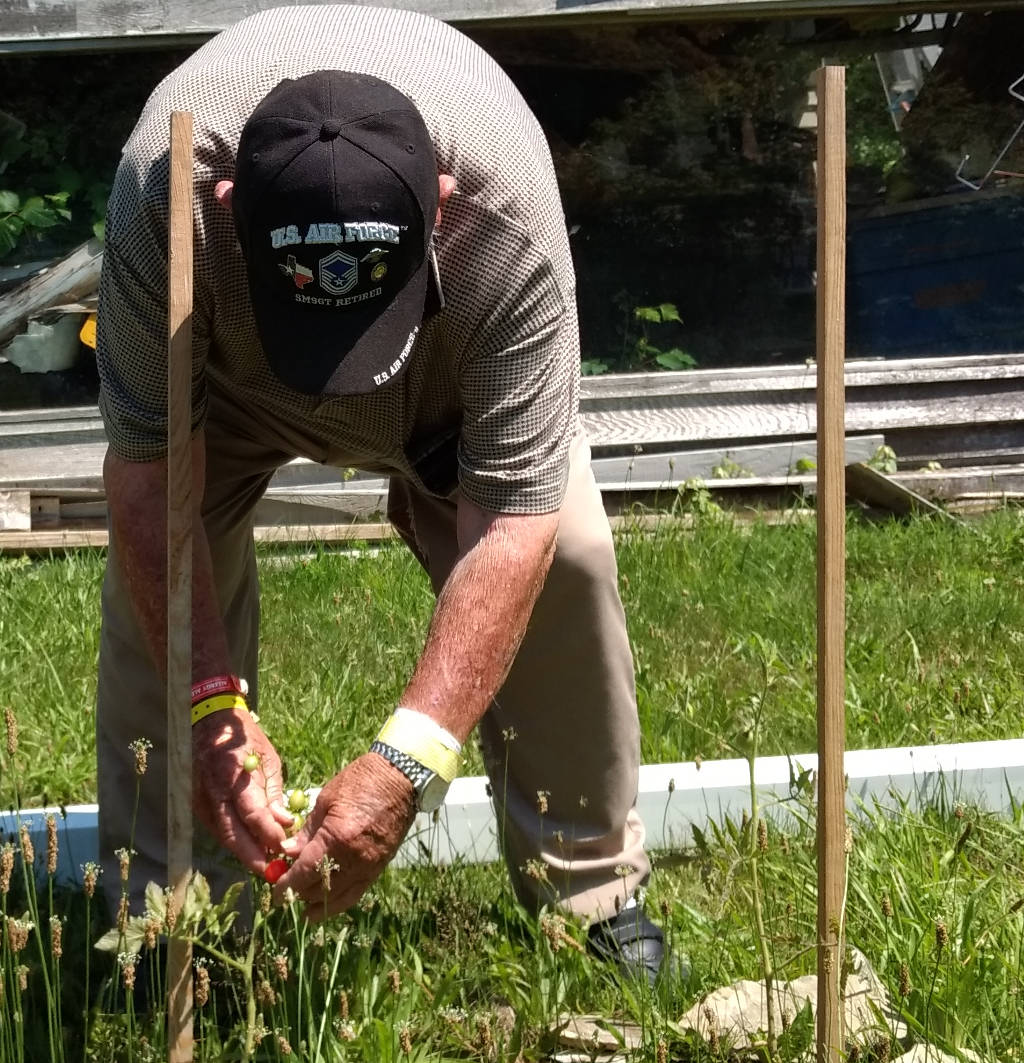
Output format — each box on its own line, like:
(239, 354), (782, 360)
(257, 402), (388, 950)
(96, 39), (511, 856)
(370, 740), (451, 813)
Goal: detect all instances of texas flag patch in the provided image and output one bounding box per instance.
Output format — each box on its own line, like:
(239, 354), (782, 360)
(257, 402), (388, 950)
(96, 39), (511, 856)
(279, 255), (314, 289)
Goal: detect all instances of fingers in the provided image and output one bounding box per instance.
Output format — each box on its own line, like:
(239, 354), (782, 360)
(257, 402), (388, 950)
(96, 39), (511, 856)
(194, 766), (289, 874)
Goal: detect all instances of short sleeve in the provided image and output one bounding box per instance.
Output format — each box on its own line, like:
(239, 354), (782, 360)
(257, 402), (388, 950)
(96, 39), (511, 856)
(453, 210), (580, 513)
(97, 150), (209, 462)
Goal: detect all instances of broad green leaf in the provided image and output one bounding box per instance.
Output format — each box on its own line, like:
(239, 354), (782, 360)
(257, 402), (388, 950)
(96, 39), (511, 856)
(657, 302), (682, 322)
(0, 216), (18, 254)
(92, 219), (106, 242)
(19, 197), (60, 228)
(633, 305), (661, 323)
(0, 189), (19, 213)
(655, 348), (697, 370)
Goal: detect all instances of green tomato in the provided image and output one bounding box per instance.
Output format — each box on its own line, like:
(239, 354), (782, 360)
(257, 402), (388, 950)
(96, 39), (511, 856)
(243, 753), (261, 773)
(287, 788), (309, 813)
(289, 811), (306, 836)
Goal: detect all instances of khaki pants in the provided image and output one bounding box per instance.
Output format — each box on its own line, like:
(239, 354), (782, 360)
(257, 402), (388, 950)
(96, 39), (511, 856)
(96, 389), (649, 921)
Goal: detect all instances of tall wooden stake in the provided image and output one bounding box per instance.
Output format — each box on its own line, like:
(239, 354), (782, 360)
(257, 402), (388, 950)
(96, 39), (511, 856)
(815, 65), (847, 1063)
(167, 109), (194, 1063)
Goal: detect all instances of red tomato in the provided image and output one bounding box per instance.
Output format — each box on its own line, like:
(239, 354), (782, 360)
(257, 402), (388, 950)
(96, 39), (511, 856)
(264, 858), (289, 884)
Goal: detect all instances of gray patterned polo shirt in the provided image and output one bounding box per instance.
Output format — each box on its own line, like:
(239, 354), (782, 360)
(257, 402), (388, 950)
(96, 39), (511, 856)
(97, 4), (580, 513)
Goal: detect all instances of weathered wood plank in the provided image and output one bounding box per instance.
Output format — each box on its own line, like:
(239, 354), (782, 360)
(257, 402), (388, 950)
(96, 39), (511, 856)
(581, 353), (1024, 399)
(0, 434), (885, 496)
(3, 353), (1023, 443)
(580, 384), (1024, 449)
(0, 240), (102, 347)
(0, 0), (1003, 50)
(845, 462), (952, 519)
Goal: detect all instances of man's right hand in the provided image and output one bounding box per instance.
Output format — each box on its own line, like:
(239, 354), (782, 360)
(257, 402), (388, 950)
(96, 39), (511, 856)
(191, 709), (295, 874)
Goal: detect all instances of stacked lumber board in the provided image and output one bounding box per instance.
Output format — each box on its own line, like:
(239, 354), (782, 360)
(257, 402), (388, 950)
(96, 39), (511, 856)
(3, 351), (1024, 550)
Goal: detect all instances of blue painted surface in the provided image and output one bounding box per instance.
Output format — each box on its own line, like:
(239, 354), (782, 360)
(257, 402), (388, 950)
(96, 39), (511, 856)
(0, 804), (100, 885)
(848, 191), (1024, 357)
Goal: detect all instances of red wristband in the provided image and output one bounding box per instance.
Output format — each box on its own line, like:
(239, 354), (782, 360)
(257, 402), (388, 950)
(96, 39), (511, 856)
(191, 674), (247, 706)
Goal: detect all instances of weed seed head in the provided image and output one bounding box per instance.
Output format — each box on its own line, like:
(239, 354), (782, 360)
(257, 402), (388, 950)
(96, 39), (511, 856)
(194, 960), (210, 1007)
(880, 894), (893, 919)
(17, 964), (28, 992)
(388, 967), (401, 993)
(115, 847), (133, 883)
(318, 855), (340, 893)
(6, 916), (33, 953)
(540, 912), (584, 953)
(259, 882), (272, 915)
(18, 824), (33, 866)
(335, 1020), (356, 1041)
(130, 738), (152, 776)
(46, 814), (58, 875)
(656, 1039), (668, 1063)
(338, 987), (349, 1020)
(120, 955), (137, 992)
(277, 1035), (293, 1055)
(81, 861), (101, 898)
(614, 863), (636, 878)
(399, 1023), (413, 1054)
(116, 895), (129, 933)
(898, 961), (911, 997)
(256, 978), (277, 1008)
(476, 1015), (493, 1054)
(757, 818), (768, 853)
(0, 843), (13, 895)
(144, 918), (161, 951)
(164, 892), (179, 933)
(4, 706), (17, 758)
(935, 920), (949, 954)
(523, 859), (549, 883)
(536, 790), (549, 816)
(273, 950), (290, 981)
(502, 727), (517, 743)
(50, 915), (62, 959)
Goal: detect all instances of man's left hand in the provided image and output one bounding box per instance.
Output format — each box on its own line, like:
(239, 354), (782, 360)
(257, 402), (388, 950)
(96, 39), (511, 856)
(273, 752), (416, 920)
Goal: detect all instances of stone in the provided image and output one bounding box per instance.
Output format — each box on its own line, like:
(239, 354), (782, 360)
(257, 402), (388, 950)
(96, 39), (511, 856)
(677, 967), (907, 1051)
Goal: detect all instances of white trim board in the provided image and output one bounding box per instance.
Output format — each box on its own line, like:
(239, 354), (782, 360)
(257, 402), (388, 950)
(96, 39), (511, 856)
(4, 739), (1023, 886)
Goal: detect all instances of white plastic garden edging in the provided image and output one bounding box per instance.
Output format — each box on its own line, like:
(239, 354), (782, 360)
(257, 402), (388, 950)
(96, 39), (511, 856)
(4, 738), (1023, 886)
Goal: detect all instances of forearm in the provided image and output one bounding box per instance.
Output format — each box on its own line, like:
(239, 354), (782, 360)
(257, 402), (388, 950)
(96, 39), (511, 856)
(399, 504), (559, 743)
(103, 432), (232, 684)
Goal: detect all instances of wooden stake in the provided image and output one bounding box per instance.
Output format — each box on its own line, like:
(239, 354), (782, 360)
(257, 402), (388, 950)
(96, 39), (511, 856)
(166, 109), (194, 1063)
(815, 64), (847, 1063)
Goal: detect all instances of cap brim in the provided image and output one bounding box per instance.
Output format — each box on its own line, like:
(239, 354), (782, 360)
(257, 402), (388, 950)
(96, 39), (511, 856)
(253, 250), (430, 396)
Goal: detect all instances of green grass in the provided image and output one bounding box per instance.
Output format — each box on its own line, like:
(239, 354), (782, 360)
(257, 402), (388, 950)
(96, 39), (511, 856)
(4, 506), (1024, 1059)
(3, 508), (1024, 807)
(3, 768), (1023, 1060)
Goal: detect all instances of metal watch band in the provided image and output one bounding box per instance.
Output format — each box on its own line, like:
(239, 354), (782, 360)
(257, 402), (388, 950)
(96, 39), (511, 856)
(370, 740), (432, 790)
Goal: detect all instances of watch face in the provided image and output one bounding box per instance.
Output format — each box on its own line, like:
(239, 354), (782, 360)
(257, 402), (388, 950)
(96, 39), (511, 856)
(417, 773), (449, 813)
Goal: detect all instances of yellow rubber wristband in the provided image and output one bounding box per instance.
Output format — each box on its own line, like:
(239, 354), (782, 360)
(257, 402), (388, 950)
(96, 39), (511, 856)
(375, 714), (460, 784)
(191, 693), (249, 727)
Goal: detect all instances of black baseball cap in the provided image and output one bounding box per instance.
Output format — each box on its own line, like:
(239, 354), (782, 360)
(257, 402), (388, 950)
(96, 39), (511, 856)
(232, 70), (441, 395)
